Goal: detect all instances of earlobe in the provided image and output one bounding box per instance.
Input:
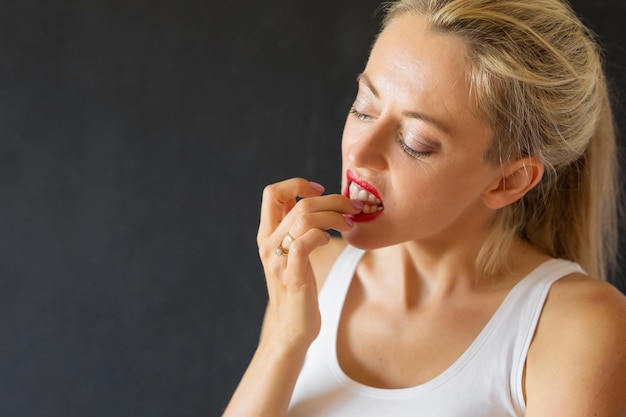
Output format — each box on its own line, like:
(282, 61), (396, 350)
(482, 157), (544, 209)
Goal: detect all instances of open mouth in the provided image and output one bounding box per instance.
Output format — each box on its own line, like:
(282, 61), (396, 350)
(349, 182), (383, 214)
(345, 170), (384, 222)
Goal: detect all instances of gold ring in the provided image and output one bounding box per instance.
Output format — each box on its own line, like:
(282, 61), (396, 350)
(274, 232), (295, 256)
(274, 245), (289, 256)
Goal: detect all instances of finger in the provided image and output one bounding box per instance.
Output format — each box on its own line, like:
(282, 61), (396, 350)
(260, 194), (362, 259)
(285, 229), (332, 283)
(263, 229), (327, 290)
(258, 178), (325, 240)
(287, 193), (363, 219)
(279, 232), (296, 252)
(272, 194), (361, 252)
(286, 210), (356, 242)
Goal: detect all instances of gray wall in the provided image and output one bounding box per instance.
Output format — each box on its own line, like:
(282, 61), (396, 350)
(0, 0), (624, 415)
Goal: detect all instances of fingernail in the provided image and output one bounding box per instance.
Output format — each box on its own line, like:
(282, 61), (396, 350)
(350, 199), (364, 209)
(309, 181), (325, 192)
(345, 216), (354, 227)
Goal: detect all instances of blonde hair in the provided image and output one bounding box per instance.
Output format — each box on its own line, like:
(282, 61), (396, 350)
(382, 0), (620, 280)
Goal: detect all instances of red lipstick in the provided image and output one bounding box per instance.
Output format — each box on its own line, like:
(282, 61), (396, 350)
(344, 169), (384, 223)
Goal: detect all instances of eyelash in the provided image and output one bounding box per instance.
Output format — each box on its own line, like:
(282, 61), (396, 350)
(349, 106), (370, 121)
(399, 139), (431, 159)
(349, 106), (432, 160)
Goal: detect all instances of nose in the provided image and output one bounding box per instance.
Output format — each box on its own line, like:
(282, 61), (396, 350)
(342, 116), (394, 171)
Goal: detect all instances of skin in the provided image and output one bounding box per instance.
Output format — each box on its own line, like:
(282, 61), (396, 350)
(222, 12), (626, 417)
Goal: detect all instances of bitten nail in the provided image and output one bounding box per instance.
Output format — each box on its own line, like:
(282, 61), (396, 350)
(351, 199), (364, 209)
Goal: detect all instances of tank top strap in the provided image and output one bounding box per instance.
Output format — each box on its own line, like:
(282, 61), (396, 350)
(317, 244), (365, 329)
(503, 258), (586, 412)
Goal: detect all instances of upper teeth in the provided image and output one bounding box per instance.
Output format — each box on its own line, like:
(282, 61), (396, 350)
(349, 182), (383, 214)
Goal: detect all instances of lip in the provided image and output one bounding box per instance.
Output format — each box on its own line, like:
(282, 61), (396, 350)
(344, 169), (384, 223)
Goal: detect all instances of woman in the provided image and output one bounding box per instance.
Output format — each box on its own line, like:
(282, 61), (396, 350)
(223, 0), (626, 415)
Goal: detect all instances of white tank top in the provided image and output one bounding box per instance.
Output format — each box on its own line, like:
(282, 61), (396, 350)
(287, 245), (585, 417)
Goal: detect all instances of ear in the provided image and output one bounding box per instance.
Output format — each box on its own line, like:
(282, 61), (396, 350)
(482, 157), (544, 209)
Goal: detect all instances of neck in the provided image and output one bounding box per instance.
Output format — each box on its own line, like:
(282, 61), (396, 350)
(360, 237), (547, 312)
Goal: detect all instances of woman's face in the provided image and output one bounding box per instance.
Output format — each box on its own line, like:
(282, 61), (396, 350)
(341, 13), (503, 250)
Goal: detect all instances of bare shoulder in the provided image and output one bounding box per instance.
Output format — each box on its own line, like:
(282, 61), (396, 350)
(309, 237), (347, 291)
(540, 273), (626, 331)
(525, 273), (626, 416)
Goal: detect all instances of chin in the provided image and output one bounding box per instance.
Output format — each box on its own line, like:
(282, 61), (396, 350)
(340, 228), (393, 251)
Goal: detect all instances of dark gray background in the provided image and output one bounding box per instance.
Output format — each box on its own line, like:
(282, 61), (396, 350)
(0, 0), (624, 416)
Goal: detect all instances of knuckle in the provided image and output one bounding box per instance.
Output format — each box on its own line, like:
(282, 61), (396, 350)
(257, 241), (274, 259)
(293, 214), (314, 232)
(262, 183), (277, 199)
(256, 230), (266, 246)
(266, 260), (283, 277)
(288, 240), (306, 257)
(295, 198), (314, 213)
(312, 228), (329, 240)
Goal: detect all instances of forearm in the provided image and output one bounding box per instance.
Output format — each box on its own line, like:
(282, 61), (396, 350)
(221, 340), (307, 417)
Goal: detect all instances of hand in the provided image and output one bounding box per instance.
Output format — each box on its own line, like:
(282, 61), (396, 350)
(257, 178), (362, 353)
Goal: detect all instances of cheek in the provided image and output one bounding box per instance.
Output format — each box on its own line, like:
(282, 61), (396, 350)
(392, 163), (491, 217)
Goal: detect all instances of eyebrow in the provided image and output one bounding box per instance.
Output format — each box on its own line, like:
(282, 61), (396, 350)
(356, 72), (451, 135)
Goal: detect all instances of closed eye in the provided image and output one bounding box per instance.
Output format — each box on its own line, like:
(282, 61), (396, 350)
(399, 139), (432, 159)
(349, 106), (373, 121)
